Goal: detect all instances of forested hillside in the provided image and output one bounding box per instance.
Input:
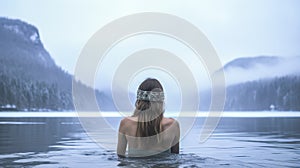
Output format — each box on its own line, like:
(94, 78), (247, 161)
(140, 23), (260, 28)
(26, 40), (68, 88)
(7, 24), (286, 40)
(0, 17), (73, 111)
(225, 76), (300, 111)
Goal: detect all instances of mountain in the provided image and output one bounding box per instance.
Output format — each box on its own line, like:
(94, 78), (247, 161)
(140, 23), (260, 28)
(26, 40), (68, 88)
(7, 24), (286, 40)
(0, 17), (75, 111)
(216, 56), (300, 86)
(223, 56), (281, 70)
(204, 56), (300, 111)
(0, 17), (118, 112)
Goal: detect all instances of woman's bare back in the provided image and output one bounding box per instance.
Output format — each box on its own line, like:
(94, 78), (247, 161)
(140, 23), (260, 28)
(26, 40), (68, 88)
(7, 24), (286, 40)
(117, 117), (180, 157)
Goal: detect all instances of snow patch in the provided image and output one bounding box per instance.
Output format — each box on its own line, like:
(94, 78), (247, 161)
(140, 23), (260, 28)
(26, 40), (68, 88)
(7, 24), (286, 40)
(3, 24), (39, 43)
(30, 32), (39, 43)
(3, 24), (21, 34)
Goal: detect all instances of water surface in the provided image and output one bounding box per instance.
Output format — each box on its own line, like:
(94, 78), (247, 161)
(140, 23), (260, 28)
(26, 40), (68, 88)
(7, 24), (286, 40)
(0, 113), (299, 167)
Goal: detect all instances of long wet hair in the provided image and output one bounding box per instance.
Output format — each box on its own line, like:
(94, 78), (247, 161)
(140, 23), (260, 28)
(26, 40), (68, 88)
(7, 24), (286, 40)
(132, 78), (164, 138)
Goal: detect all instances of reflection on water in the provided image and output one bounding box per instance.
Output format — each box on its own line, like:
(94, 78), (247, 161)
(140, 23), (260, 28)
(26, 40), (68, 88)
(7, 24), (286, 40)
(0, 116), (299, 167)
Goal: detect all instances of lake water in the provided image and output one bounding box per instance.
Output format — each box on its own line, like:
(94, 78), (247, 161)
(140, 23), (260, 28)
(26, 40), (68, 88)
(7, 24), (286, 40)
(0, 112), (300, 167)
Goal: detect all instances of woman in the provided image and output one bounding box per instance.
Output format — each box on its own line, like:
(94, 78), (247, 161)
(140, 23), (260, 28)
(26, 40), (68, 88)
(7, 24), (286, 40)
(117, 78), (180, 157)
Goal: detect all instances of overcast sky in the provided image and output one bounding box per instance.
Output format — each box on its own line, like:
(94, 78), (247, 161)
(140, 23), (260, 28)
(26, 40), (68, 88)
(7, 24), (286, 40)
(1, 0), (299, 74)
(1, 0), (300, 110)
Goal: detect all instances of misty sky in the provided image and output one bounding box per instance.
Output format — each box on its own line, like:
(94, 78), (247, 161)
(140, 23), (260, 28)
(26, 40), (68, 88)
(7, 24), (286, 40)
(1, 0), (300, 74)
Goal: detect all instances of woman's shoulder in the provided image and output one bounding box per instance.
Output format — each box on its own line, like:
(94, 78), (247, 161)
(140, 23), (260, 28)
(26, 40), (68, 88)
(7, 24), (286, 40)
(161, 117), (179, 128)
(119, 117), (138, 134)
(120, 116), (138, 126)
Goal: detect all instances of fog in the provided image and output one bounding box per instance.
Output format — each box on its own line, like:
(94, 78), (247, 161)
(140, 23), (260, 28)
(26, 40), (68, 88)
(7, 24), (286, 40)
(215, 56), (300, 86)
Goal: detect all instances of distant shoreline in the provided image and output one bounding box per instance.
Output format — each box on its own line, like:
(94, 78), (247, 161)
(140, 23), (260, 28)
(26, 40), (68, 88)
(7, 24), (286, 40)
(0, 111), (300, 118)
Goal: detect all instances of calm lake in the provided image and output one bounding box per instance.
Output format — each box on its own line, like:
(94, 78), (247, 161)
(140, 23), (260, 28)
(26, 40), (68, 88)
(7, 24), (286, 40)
(0, 112), (300, 167)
